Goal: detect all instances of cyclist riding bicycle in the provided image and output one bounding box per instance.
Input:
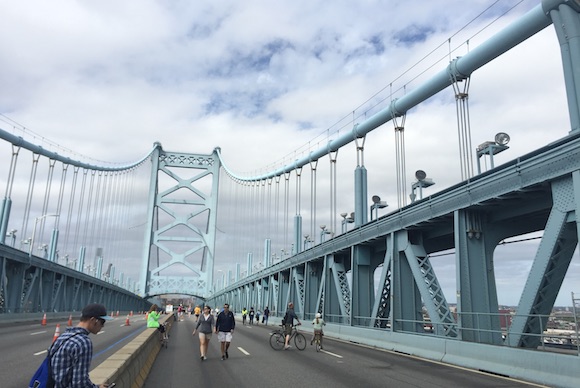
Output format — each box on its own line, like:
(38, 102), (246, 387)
(283, 302), (301, 350)
(311, 312), (326, 349)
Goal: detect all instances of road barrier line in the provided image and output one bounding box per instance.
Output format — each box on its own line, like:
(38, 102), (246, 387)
(321, 349), (343, 358)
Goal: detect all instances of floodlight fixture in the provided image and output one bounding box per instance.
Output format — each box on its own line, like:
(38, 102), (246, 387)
(341, 211), (355, 233)
(476, 132), (511, 173)
(370, 195), (388, 220)
(495, 132), (510, 146)
(411, 170), (435, 202)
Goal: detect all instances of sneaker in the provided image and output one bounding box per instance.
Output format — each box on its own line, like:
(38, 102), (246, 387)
(310, 340), (313, 345)
(225, 351), (229, 359)
(221, 355), (225, 360)
(203, 356), (207, 360)
(200, 355), (204, 361)
(284, 345), (291, 350)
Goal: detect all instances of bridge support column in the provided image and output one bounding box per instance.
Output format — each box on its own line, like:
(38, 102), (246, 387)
(392, 232), (423, 333)
(455, 210), (502, 344)
(351, 245), (373, 326)
(545, 0), (580, 133)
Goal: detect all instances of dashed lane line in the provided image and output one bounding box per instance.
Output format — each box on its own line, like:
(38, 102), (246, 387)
(30, 331), (47, 335)
(238, 347), (250, 355)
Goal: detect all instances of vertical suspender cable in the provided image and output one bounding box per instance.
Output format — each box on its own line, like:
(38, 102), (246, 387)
(20, 153), (40, 249)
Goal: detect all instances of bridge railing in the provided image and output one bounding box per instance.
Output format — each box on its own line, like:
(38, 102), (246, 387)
(300, 310), (579, 355)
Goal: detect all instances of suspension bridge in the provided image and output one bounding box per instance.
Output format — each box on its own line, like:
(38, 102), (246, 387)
(1, 1), (579, 386)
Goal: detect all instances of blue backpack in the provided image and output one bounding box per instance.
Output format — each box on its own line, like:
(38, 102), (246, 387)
(29, 356), (54, 388)
(29, 333), (80, 388)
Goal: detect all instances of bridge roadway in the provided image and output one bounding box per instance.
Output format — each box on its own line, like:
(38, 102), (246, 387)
(1, 313), (148, 388)
(143, 315), (543, 388)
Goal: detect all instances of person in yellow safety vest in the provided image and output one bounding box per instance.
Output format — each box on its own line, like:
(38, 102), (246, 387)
(194, 305), (201, 321)
(242, 307), (248, 325)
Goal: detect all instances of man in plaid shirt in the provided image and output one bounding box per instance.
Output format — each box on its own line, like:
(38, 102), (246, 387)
(51, 303), (112, 387)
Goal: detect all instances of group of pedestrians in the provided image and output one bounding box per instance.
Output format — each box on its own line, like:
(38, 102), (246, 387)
(192, 303), (235, 361)
(36, 301), (324, 387)
(242, 306), (270, 325)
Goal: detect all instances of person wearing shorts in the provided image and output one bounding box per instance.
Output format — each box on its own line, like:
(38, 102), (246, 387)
(192, 306), (214, 360)
(215, 303), (235, 360)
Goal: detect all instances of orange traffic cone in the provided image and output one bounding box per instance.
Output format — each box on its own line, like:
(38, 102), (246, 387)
(41, 313), (47, 326)
(67, 315), (73, 327)
(52, 324), (61, 342)
(125, 315), (131, 326)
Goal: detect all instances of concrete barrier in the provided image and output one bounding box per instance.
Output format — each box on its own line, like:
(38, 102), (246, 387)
(89, 314), (174, 387)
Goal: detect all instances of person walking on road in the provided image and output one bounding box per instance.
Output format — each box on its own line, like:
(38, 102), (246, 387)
(194, 305), (201, 321)
(192, 305), (215, 361)
(263, 306), (270, 325)
(51, 303), (113, 387)
(248, 307), (255, 325)
(283, 302), (301, 350)
(215, 303), (235, 360)
(241, 307), (248, 325)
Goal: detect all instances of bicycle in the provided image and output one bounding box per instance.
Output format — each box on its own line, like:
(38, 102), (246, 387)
(159, 321), (169, 349)
(313, 330), (322, 352)
(269, 324), (306, 351)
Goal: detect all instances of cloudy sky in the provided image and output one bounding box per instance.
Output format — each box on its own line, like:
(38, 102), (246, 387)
(1, 0), (578, 306)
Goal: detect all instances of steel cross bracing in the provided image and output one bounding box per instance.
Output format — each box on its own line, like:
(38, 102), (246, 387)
(0, 245), (147, 313)
(508, 176), (579, 347)
(330, 258), (351, 323)
(208, 131), (580, 348)
(401, 237), (457, 337)
(140, 148), (220, 298)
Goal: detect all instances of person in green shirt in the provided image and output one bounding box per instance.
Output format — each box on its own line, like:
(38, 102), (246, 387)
(147, 304), (167, 339)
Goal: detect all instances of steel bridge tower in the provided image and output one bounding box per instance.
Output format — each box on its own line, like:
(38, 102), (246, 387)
(140, 145), (220, 298)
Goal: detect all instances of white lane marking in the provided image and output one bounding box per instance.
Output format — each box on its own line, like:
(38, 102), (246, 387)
(31, 331), (47, 335)
(97, 331), (105, 335)
(34, 350), (48, 356)
(237, 347), (250, 355)
(321, 349), (343, 358)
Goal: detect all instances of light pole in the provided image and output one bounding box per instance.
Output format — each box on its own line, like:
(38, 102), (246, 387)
(319, 225), (332, 243)
(6, 229), (17, 247)
(340, 212), (354, 233)
(370, 196), (388, 221)
(29, 214), (59, 258)
(303, 234), (313, 250)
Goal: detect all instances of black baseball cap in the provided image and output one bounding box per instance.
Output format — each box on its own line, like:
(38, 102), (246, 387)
(81, 303), (113, 320)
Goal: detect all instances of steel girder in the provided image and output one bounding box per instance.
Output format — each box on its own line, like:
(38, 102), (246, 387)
(509, 176), (579, 347)
(371, 233), (393, 328)
(327, 255), (351, 324)
(292, 266), (305, 315)
(401, 232), (457, 337)
(0, 246), (148, 313)
(455, 209), (502, 344)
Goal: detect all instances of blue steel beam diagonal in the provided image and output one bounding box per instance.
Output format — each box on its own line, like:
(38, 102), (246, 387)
(372, 236), (393, 328)
(402, 241), (457, 337)
(293, 267), (305, 315)
(508, 177), (579, 348)
(330, 259), (351, 323)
